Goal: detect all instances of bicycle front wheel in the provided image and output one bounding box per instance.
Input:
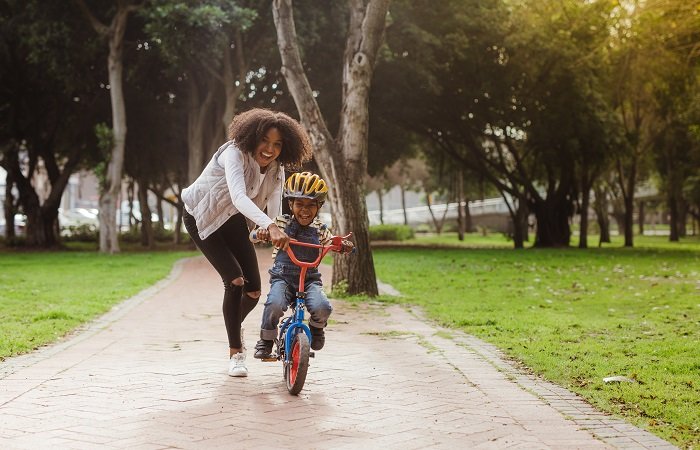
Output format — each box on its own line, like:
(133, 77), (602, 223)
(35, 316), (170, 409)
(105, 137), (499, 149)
(284, 331), (310, 395)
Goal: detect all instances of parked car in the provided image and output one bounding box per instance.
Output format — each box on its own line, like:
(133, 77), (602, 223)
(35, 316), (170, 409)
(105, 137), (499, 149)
(0, 214), (27, 236)
(59, 208), (99, 237)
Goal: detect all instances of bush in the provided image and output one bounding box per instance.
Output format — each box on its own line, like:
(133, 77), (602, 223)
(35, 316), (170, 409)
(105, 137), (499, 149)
(369, 224), (414, 241)
(120, 226), (179, 244)
(414, 223), (432, 234)
(62, 224), (98, 242)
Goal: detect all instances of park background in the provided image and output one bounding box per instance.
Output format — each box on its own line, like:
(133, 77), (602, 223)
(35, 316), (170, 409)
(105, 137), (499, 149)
(0, 0), (698, 448)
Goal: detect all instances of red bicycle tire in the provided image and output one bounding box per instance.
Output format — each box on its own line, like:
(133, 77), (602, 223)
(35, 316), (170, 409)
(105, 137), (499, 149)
(285, 332), (310, 395)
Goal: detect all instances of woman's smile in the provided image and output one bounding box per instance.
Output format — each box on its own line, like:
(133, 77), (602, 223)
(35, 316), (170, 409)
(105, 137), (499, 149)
(255, 127), (283, 169)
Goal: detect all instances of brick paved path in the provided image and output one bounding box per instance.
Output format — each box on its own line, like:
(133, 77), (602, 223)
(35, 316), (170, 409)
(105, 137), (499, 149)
(0, 250), (676, 449)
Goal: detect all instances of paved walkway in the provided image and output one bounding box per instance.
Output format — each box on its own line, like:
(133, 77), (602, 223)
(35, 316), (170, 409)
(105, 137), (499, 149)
(0, 249), (676, 449)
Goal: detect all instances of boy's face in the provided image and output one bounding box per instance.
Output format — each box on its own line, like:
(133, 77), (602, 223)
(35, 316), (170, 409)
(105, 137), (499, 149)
(289, 198), (320, 226)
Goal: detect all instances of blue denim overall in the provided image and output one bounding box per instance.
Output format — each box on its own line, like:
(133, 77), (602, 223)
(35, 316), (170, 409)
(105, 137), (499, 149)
(260, 217), (333, 341)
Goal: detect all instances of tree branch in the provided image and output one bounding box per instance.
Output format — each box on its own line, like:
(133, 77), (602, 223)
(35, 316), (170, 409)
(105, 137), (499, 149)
(74, 0), (110, 36)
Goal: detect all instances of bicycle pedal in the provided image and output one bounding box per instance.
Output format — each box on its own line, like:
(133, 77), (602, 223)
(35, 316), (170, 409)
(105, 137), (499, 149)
(309, 352), (315, 358)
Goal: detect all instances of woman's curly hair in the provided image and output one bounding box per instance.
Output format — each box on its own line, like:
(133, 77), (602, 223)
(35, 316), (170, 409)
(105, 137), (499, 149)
(228, 108), (313, 169)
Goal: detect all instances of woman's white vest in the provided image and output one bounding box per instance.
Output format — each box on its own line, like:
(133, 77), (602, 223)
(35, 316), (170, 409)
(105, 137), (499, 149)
(181, 140), (283, 240)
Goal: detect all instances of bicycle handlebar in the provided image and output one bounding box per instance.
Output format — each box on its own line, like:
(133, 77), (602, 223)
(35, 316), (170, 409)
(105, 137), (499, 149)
(249, 231), (354, 269)
(285, 233), (353, 268)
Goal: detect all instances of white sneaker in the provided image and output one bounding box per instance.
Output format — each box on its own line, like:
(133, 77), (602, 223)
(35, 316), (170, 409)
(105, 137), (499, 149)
(228, 352), (248, 377)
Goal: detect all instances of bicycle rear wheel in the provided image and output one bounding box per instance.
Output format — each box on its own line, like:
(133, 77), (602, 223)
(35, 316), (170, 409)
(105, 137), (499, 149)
(284, 331), (310, 395)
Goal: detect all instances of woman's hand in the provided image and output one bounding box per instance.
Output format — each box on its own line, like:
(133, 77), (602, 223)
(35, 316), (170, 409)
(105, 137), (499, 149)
(254, 228), (270, 241)
(268, 223), (289, 250)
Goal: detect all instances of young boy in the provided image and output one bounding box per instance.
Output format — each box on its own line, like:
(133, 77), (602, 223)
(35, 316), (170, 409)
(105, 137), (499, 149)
(250, 172), (353, 360)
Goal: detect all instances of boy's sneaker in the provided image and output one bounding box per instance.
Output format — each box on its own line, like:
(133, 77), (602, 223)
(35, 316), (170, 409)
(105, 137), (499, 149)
(310, 326), (325, 351)
(228, 352), (248, 377)
(254, 339), (274, 360)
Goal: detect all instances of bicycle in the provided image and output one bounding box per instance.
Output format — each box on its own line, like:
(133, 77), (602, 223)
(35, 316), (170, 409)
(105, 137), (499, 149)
(251, 231), (353, 395)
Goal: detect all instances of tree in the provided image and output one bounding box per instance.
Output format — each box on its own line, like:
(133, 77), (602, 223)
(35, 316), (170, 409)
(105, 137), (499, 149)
(141, 1), (275, 184)
(75, 0), (141, 253)
(273, 0), (391, 295)
(0, 0), (106, 246)
(384, 157), (426, 226)
(373, 0), (616, 248)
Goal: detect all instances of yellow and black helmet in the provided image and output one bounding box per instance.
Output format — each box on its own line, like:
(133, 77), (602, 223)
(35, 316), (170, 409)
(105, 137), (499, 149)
(284, 172), (329, 203)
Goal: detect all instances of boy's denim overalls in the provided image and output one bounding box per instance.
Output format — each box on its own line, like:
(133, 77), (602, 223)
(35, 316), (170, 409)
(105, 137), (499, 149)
(260, 218), (333, 341)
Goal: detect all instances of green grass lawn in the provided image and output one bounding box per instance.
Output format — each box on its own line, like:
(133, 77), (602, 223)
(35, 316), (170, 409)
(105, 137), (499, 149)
(412, 230), (700, 250)
(2, 235), (698, 447)
(0, 248), (195, 359)
(371, 236), (699, 448)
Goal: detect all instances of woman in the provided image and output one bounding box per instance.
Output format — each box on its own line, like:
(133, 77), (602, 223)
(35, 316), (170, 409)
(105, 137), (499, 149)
(181, 108), (312, 377)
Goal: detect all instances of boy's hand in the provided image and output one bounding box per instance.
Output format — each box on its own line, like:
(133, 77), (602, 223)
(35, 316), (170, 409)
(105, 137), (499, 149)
(341, 240), (355, 254)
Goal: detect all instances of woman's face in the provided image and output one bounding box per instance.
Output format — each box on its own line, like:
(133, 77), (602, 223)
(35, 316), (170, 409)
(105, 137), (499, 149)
(254, 127), (283, 170)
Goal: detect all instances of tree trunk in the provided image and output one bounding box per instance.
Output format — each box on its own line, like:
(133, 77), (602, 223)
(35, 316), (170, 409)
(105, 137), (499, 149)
(617, 158), (636, 248)
(638, 200), (645, 236)
(400, 184), (408, 225)
(273, 0), (390, 295)
(668, 190), (679, 242)
(174, 202), (183, 245)
(531, 198), (571, 247)
(127, 180), (136, 231)
(155, 196), (165, 232)
(678, 198), (687, 238)
(579, 186), (590, 249)
(595, 199), (611, 245)
(456, 170), (464, 241)
(425, 193), (448, 234)
(3, 145), (78, 247)
(76, 0), (137, 253)
(219, 32), (248, 135)
(464, 197), (473, 233)
(186, 76), (218, 184)
(3, 168), (16, 241)
(137, 179), (154, 249)
(511, 202), (529, 249)
(622, 192), (634, 247)
(377, 189), (384, 225)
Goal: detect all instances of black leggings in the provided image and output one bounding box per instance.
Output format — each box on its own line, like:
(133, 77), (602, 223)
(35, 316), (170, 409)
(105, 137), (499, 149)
(183, 210), (261, 349)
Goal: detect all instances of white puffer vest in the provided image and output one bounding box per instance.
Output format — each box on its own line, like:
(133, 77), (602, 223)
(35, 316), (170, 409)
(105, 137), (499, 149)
(181, 140), (283, 240)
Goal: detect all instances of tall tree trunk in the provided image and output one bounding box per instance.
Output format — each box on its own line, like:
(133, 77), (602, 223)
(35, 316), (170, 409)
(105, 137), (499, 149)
(273, 0), (390, 295)
(425, 193), (448, 234)
(76, 0), (137, 254)
(668, 190), (679, 242)
(464, 197), (473, 233)
(579, 186), (590, 249)
(617, 157), (637, 248)
(219, 32), (249, 135)
(638, 200), (645, 236)
(174, 201), (183, 245)
(678, 198), (687, 238)
(456, 169), (464, 241)
(155, 197), (165, 232)
(3, 167), (16, 241)
(137, 179), (154, 248)
(3, 146), (78, 247)
(531, 198), (572, 247)
(400, 184), (408, 225)
(511, 201), (529, 249)
(186, 76), (218, 184)
(376, 189), (384, 225)
(593, 187), (611, 245)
